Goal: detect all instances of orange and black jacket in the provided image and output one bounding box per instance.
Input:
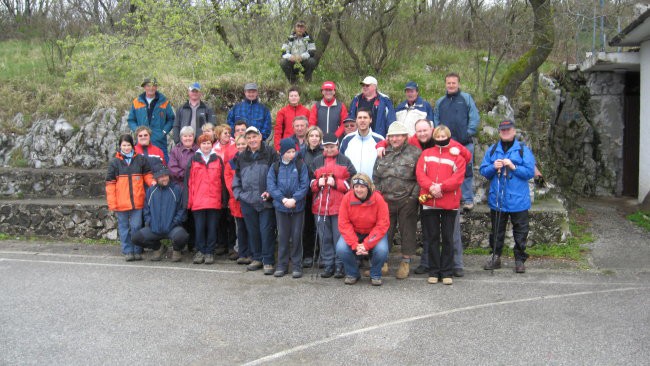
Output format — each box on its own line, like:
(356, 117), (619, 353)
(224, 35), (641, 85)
(106, 151), (154, 211)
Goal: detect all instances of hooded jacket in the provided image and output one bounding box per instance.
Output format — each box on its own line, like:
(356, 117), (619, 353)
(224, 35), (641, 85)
(479, 139), (536, 212)
(127, 91), (174, 151)
(106, 151), (154, 212)
(415, 139), (469, 210)
(338, 190), (390, 251)
(185, 151), (226, 211)
(267, 157), (310, 213)
(144, 182), (186, 235)
(309, 152), (357, 216)
(232, 144), (278, 212)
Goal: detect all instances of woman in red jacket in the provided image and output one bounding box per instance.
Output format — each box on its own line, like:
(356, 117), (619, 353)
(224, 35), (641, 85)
(225, 135), (251, 265)
(274, 86), (310, 151)
(336, 173), (390, 286)
(186, 133), (226, 265)
(415, 125), (467, 285)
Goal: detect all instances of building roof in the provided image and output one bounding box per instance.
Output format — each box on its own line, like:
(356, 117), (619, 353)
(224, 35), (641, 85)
(610, 8), (650, 47)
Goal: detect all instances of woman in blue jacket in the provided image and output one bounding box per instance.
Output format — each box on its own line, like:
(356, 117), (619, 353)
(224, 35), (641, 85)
(479, 120), (536, 274)
(267, 138), (310, 278)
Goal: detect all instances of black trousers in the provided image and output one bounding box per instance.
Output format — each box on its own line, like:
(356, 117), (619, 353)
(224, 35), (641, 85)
(489, 209), (530, 262)
(132, 226), (189, 251)
(216, 209), (237, 251)
(421, 209), (456, 278)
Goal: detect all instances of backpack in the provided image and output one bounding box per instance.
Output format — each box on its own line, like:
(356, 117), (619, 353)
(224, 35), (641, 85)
(273, 158), (305, 179)
(489, 141), (525, 159)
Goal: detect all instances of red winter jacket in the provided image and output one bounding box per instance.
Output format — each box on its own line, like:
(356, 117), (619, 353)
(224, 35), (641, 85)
(309, 153), (356, 216)
(186, 151), (225, 211)
(415, 139), (469, 210)
(274, 104), (310, 151)
(338, 190), (390, 251)
(224, 158), (242, 218)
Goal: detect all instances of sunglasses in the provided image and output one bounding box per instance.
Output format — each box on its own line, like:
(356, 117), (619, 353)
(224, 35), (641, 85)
(352, 178), (368, 186)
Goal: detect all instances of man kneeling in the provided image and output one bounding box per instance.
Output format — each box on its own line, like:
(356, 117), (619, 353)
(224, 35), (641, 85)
(336, 173), (390, 286)
(133, 168), (189, 261)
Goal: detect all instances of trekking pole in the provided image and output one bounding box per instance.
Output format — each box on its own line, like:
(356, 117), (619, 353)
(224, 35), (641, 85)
(311, 180), (325, 279)
(490, 168), (502, 276)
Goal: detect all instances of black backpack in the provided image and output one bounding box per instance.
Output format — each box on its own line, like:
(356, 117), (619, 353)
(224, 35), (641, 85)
(489, 141), (525, 159)
(272, 158), (305, 179)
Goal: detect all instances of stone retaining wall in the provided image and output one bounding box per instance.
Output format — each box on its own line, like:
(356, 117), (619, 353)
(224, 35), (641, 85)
(0, 168), (105, 199)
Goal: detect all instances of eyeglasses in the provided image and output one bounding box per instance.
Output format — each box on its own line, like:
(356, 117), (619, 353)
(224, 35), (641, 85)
(137, 134), (149, 137)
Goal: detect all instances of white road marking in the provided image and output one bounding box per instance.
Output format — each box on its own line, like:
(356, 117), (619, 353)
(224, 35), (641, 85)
(242, 286), (648, 365)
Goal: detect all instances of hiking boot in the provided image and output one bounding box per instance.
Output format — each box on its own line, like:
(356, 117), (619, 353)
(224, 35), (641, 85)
(442, 277), (453, 285)
(382, 263), (389, 276)
(371, 277), (383, 286)
(320, 267), (335, 278)
(228, 250), (238, 261)
(427, 276), (439, 284)
(214, 247), (228, 256)
(204, 254), (214, 265)
(171, 250), (183, 262)
(124, 253), (135, 262)
(515, 260), (526, 273)
(292, 270), (303, 279)
(247, 260), (263, 271)
(150, 245), (167, 261)
(334, 264), (345, 278)
(484, 255), (501, 270)
(462, 202), (474, 211)
(453, 268), (465, 277)
(237, 257), (252, 265)
(302, 257), (314, 268)
(396, 261), (410, 279)
(193, 252), (205, 264)
(414, 265), (429, 274)
(274, 269), (287, 277)
(133, 253), (143, 261)
(344, 276), (359, 285)
(263, 264), (274, 275)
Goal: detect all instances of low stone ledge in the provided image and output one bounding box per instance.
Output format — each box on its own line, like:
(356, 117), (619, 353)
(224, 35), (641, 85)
(0, 197), (570, 245)
(0, 168), (106, 199)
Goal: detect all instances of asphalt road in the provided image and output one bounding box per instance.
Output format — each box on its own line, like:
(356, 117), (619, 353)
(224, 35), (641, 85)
(1, 241), (648, 366)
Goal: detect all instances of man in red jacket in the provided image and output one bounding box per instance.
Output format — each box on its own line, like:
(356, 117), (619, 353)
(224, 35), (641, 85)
(274, 86), (310, 151)
(336, 173), (390, 286)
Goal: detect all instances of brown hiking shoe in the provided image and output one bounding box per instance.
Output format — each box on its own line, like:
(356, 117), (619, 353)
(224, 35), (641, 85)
(171, 250), (182, 262)
(150, 245), (167, 261)
(395, 261), (410, 279)
(382, 262), (389, 276)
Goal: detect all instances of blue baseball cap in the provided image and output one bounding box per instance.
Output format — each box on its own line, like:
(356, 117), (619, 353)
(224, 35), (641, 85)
(405, 81), (418, 91)
(188, 82), (201, 91)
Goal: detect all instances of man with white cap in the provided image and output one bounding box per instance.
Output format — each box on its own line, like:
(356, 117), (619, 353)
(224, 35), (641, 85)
(347, 76), (396, 137)
(173, 82), (217, 144)
(395, 81), (434, 137)
(227, 82), (273, 141)
(372, 122), (422, 279)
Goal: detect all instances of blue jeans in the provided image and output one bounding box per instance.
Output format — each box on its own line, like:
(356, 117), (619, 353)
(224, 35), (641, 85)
(461, 142), (474, 204)
(235, 217), (250, 259)
(116, 209), (143, 254)
(336, 235), (389, 279)
(241, 202), (276, 265)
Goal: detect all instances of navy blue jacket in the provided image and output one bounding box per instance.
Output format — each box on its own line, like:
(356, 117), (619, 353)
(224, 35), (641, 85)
(143, 182), (186, 235)
(348, 92), (396, 137)
(433, 91), (480, 145)
(267, 158), (310, 213)
(232, 144), (278, 211)
(479, 139), (536, 212)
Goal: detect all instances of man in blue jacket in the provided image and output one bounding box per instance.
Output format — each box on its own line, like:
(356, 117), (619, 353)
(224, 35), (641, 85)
(347, 76), (396, 137)
(132, 168), (189, 262)
(479, 119), (536, 273)
(227, 83), (272, 141)
(395, 81), (434, 136)
(128, 77), (175, 162)
(433, 72), (480, 211)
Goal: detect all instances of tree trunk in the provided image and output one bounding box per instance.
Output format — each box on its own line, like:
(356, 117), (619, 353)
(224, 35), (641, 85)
(495, 0), (554, 99)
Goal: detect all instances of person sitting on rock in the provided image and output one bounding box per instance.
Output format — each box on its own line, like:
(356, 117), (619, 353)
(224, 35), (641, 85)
(479, 119), (536, 274)
(280, 20), (317, 83)
(132, 168), (189, 262)
(134, 126), (166, 174)
(336, 173), (390, 286)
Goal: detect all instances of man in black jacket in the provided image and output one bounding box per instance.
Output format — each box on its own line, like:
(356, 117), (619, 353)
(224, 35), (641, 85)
(172, 82), (217, 144)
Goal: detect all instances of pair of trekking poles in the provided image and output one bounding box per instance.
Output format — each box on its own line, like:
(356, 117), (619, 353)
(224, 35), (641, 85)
(490, 167), (508, 275)
(310, 173), (333, 279)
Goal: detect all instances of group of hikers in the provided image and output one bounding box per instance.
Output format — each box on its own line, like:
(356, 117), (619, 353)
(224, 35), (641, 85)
(105, 57), (537, 286)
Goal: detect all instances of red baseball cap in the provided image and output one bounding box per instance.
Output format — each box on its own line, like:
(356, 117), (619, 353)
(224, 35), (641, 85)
(321, 81), (336, 90)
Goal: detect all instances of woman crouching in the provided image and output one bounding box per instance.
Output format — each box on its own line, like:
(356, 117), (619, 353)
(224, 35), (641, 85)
(335, 173), (390, 286)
